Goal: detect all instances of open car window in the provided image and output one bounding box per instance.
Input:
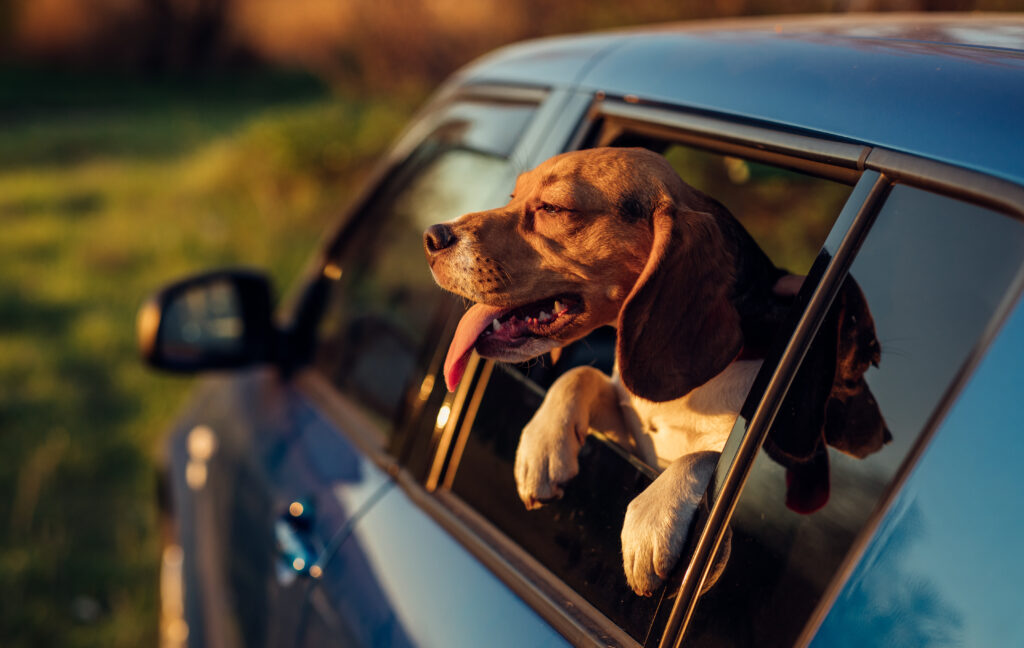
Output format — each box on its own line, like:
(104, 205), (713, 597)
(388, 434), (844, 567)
(429, 130), (856, 643)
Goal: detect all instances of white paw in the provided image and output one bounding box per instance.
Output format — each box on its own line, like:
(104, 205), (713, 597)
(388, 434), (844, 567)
(514, 407), (585, 510)
(621, 451), (719, 596)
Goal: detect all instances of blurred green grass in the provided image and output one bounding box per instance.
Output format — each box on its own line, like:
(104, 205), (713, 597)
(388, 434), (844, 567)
(0, 68), (420, 647)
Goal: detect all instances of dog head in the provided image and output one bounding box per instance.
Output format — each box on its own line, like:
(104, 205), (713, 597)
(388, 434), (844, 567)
(425, 147), (743, 400)
(765, 276), (891, 513)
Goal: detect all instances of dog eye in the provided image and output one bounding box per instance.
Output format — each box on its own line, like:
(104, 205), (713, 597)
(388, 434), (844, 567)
(540, 203), (560, 214)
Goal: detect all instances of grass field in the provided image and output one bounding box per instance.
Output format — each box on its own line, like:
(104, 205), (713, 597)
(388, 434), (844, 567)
(0, 67), (419, 647)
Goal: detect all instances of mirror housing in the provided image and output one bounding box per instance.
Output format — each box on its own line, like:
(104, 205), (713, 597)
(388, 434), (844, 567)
(138, 269), (276, 372)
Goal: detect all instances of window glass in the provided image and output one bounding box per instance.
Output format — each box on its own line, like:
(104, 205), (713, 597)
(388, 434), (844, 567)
(438, 138), (853, 642)
(313, 101), (537, 433)
(685, 185), (1024, 647)
(663, 145), (850, 274)
(812, 291), (1024, 648)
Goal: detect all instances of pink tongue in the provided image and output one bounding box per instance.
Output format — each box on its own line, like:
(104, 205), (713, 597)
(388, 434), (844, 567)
(444, 303), (507, 391)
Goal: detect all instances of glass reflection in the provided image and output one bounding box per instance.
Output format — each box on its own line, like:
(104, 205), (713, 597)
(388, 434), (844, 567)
(765, 275), (891, 514)
(161, 279), (245, 361)
(314, 101), (536, 432)
(814, 292), (1024, 647)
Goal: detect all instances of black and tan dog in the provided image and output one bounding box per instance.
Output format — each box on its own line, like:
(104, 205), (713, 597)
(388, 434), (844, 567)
(424, 147), (887, 595)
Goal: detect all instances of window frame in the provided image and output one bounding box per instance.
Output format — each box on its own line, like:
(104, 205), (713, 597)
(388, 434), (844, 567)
(291, 85), (1024, 648)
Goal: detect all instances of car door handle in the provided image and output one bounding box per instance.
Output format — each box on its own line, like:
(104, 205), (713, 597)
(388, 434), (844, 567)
(274, 499), (321, 583)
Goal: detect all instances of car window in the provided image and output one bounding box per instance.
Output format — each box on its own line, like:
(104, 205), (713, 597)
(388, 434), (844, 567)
(313, 99), (537, 435)
(811, 289), (1024, 648)
(684, 185), (1024, 647)
(662, 144), (849, 275)
(432, 136), (855, 643)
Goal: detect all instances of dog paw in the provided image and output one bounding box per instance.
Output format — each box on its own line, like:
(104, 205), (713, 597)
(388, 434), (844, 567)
(514, 409), (585, 510)
(621, 451), (719, 596)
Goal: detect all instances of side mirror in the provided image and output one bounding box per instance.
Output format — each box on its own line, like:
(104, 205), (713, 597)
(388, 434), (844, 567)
(138, 269), (276, 372)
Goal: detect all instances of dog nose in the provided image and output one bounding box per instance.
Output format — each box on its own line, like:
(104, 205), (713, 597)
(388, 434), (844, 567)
(424, 224), (457, 256)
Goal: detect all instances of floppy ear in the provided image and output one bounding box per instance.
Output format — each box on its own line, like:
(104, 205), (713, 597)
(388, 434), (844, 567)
(617, 203), (742, 402)
(823, 278), (891, 458)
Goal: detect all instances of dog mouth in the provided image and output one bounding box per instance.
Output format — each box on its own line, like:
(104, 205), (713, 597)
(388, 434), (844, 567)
(444, 294), (583, 390)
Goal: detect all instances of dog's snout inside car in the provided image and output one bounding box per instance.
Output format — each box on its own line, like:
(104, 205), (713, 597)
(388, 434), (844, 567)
(424, 223), (457, 257)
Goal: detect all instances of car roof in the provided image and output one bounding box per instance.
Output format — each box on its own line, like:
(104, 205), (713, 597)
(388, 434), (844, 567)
(457, 14), (1024, 187)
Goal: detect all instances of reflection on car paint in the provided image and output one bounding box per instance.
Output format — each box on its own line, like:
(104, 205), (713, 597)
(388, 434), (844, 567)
(813, 290), (1024, 647)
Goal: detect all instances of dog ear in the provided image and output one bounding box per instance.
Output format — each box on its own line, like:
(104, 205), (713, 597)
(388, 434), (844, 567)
(823, 278), (891, 458)
(616, 203), (742, 402)
(765, 275), (890, 514)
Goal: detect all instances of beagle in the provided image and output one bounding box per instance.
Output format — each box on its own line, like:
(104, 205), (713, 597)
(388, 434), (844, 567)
(423, 147), (887, 596)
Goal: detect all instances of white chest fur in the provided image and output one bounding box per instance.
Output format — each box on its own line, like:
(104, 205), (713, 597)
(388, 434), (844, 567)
(614, 360), (762, 470)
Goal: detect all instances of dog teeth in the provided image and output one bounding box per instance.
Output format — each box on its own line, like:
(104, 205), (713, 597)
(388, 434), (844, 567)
(553, 300), (562, 314)
(539, 311), (550, 321)
(492, 319), (501, 331)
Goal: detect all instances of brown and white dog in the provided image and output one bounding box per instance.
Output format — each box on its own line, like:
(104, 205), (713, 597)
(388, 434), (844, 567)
(423, 147), (886, 596)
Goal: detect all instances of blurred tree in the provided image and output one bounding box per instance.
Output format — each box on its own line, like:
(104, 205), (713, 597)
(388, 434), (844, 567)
(9, 0), (255, 72)
(138, 0), (252, 72)
(5, 0), (1023, 78)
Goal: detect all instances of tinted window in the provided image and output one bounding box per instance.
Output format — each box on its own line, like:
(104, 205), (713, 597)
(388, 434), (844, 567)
(313, 100), (537, 433)
(434, 138), (853, 642)
(446, 345), (662, 641)
(812, 290), (1024, 648)
(685, 185), (1024, 646)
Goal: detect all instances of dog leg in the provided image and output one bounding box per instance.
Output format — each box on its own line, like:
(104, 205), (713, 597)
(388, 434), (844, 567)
(621, 450), (719, 596)
(515, 366), (623, 509)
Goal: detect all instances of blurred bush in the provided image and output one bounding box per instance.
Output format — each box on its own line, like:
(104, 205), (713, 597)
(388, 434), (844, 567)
(0, 68), (416, 647)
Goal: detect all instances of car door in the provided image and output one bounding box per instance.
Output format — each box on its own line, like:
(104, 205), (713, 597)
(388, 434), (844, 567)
(414, 102), (865, 647)
(165, 359), (403, 648)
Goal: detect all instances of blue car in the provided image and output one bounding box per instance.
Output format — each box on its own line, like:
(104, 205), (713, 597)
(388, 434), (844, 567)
(139, 14), (1024, 648)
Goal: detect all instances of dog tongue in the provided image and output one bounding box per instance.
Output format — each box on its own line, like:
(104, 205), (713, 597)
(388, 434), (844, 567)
(444, 303), (506, 391)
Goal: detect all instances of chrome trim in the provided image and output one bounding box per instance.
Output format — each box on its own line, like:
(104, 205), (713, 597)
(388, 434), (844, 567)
(440, 359), (494, 490)
(426, 353), (482, 491)
(866, 147), (1024, 220)
(594, 99), (869, 184)
(452, 83), (551, 105)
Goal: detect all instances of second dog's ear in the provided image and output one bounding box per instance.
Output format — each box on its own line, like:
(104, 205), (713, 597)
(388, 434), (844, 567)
(617, 204), (742, 402)
(824, 278), (891, 458)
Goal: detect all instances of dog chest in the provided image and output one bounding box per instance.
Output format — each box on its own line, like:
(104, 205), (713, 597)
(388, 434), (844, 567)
(615, 360), (762, 470)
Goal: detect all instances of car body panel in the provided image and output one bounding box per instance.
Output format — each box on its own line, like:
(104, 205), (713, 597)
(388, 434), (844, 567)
(303, 485), (571, 648)
(811, 288), (1024, 647)
(456, 33), (627, 89)
(460, 15), (1024, 186)
(165, 369), (394, 647)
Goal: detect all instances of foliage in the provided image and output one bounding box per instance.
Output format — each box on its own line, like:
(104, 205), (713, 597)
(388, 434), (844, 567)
(0, 68), (419, 646)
